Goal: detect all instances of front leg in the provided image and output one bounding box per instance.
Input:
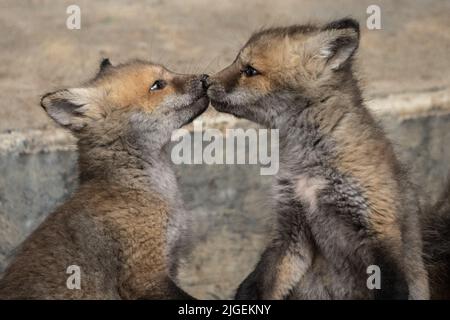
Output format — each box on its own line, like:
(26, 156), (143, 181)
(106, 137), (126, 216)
(308, 197), (409, 300)
(236, 227), (314, 300)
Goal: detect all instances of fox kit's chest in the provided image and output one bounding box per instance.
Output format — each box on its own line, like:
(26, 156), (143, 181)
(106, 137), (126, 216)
(280, 168), (370, 228)
(294, 174), (328, 212)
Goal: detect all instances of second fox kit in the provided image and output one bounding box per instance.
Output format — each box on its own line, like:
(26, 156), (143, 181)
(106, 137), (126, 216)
(207, 19), (429, 299)
(0, 60), (209, 299)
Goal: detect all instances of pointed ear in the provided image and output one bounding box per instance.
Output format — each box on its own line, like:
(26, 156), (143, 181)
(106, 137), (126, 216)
(40, 88), (104, 130)
(98, 58), (113, 75)
(308, 18), (360, 71)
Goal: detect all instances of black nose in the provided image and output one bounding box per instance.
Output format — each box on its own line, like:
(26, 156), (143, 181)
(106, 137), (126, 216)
(200, 74), (210, 90)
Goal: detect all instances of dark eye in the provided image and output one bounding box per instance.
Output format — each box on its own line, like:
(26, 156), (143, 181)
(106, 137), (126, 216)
(241, 65), (260, 77)
(150, 80), (166, 91)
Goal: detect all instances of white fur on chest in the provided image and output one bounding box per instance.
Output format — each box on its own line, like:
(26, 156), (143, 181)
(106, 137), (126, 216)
(294, 174), (328, 212)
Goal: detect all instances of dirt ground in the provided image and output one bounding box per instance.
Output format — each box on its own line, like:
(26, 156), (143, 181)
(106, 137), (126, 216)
(0, 0), (449, 132)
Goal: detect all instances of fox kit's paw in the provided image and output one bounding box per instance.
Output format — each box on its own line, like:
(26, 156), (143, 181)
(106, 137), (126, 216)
(235, 271), (260, 300)
(373, 253), (410, 300)
(373, 274), (409, 300)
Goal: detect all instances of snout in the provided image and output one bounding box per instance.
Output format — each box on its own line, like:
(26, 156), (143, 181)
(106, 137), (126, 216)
(205, 76), (225, 103)
(186, 74), (210, 112)
(190, 74), (210, 97)
(200, 74), (210, 90)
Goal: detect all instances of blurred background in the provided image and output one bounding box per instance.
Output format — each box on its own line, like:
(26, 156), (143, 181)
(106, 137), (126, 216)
(0, 0), (449, 298)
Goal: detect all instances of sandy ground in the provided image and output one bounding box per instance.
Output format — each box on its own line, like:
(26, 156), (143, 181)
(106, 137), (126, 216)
(0, 0), (449, 131)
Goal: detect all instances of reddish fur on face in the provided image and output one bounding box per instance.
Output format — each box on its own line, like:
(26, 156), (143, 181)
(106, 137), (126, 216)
(209, 22), (359, 105)
(94, 63), (175, 112)
(40, 60), (208, 134)
(92, 62), (198, 113)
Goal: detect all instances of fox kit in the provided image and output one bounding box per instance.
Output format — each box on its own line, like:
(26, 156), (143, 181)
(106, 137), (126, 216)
(207, 18), (429, 299)
(0, 59), (209, 299)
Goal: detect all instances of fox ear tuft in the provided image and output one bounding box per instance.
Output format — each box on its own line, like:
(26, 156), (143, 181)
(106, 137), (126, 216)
(99, 58), (113, 73)
(312, 18), (360, 71)
(40, 88), (102, 130)
(323, 18), (360, 36)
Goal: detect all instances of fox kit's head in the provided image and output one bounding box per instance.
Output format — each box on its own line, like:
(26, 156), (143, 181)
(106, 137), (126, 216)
(207, 18), (360, 127)
(41, 60), (209, 150)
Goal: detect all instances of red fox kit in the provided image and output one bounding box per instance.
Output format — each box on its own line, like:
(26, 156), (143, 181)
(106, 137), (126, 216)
(206, 18), (429, 299)
(0, 59), (209, 299)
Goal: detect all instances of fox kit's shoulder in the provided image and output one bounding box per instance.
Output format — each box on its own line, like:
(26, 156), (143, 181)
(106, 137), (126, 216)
(0, 59), (209, 299)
